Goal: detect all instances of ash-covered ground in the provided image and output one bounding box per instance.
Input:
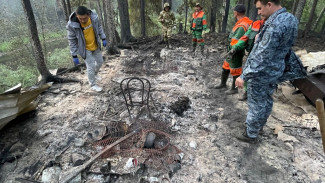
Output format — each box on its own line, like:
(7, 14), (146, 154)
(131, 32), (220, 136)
(0, 33), (324, 183)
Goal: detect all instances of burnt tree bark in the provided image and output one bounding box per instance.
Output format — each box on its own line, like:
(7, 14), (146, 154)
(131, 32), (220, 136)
(221, 0), (230, 33)
(118, 0), (136, 43)
(313, 6), (325, 31)
(184, 0), (188, 33)
(140, 0), (146, 37)
(210, 0), (217, 32)
(295, 0), (306, 23)
(303, 0), (318, 38)
(104, 0), (119, 55)
(61, 0), (69, 21)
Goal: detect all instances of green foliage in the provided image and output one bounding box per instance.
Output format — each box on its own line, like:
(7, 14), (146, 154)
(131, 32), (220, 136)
(47, 47), (73, 69)
(0, 64), (38, 93)
(0, 42), (13, 53)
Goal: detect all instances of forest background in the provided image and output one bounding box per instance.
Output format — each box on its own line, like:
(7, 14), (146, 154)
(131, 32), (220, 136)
(0, 0), (324, 92)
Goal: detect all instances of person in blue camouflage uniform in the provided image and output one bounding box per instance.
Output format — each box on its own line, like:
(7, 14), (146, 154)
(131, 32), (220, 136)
(234, 0), (299, 143)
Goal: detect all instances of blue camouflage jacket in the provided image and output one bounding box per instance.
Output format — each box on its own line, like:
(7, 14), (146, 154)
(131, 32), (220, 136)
(241, 8), (298, 85)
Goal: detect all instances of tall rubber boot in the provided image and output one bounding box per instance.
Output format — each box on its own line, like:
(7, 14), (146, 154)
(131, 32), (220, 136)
(200, 45), (204, 55)
(215, 69), (230, 89)
(238, 91), (247, 101)
(225, 76), (239, 95)
(192, 44), (197, 52)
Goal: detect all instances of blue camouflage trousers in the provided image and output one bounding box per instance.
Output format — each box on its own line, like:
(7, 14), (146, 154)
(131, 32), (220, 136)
(245, 82), (276, 138)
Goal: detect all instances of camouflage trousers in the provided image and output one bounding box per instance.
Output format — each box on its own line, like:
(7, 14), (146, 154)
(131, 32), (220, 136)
(162, 26), (172, 41)
(245, 82), (276, 138)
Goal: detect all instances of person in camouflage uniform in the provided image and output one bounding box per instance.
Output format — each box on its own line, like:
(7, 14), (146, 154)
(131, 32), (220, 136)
(215, 4), (252, 95)
(191, 3), (207, 54)
(158, 3), (176, 49)
(235, 0), (299, 143)
(229, 19), (265, 100)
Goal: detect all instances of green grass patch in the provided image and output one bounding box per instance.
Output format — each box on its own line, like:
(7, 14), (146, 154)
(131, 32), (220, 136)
(0, 64), (38, 93)
(47, 46), (73, 69)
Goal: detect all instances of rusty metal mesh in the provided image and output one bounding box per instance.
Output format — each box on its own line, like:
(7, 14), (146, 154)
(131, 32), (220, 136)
(93, 120), (181, 169)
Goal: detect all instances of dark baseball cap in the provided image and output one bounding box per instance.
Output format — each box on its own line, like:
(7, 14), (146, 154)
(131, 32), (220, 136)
(234, 4), (246, 13)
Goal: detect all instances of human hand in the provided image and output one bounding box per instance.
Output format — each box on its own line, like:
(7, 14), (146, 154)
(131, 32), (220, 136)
(235, 77), (244, 89)
(102, 40), (107, 47)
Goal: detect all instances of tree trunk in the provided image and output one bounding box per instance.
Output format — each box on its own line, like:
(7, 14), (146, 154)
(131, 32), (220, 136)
(96, 0), (104, 29)
(246, 0), (250, 17)
(303, 0), (318, 38)
(295, 0), (307, 23)
(222, 0), (230, 33)
(118, 0), (135, 43)
(140, 0), (146, 37)
(89, 0), (93, 9)
(54, 0), (63, 29)
(248, 0), (258, 21)
(184, 0), (188, 33)
(322, 20), (325, 34)
(104, 0), (119, 55)
(61, 0), (69, 21)
(292, 0), (298, 14)
(210, 0), (217, 32)
(313, 6), (325, 31)
(66, 0), (72, 15)
(21, 0), (52, 80)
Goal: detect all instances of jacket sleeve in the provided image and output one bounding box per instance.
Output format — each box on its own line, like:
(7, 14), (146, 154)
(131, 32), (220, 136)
(242, 27), (282, 81)
(202, 14), (207, 30)
(231, 25), (252, 51)
(66, 24), (78, 57)
(97, 18), (106, 40)
(229, 27), (246, 48)
(158, 12), (164, 23)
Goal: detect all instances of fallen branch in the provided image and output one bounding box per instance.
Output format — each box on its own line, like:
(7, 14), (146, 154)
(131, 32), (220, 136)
(56, 63), (86, 76)
(59, 128), (140, 183)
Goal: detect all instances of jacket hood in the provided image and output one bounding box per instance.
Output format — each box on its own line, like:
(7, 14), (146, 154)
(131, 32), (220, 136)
(68, 10), (98, 28)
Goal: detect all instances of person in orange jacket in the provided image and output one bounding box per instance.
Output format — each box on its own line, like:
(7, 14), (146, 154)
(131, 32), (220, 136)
(215, 4), (252, 95)
(191, 3), (207, 54)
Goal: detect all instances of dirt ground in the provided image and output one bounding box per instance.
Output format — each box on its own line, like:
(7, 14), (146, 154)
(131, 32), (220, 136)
(0, 33), (325, 183)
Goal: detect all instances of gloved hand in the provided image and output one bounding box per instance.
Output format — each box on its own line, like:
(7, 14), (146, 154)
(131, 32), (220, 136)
(102, 39), (107, 47)
(73, 57), (80, 65)
(226, 49), (236, 60)
(202, 30), (207, 38)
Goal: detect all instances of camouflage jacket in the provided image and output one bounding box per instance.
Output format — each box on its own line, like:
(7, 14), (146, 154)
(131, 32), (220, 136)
(241, 8), (298, 85)
(158, 10), (175, 27)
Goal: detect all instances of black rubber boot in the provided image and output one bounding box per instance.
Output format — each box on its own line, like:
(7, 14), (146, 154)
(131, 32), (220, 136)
(200, 45), (204, 55)
(225, 76), (239, 95)
(238, 91), (247, 101)
(215, 69), (230, 89)
(192, 44), (197, 52)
